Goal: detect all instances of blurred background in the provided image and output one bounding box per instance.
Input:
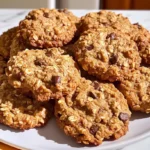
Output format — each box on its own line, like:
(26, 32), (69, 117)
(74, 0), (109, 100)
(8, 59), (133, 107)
(0, 0), (150, 9)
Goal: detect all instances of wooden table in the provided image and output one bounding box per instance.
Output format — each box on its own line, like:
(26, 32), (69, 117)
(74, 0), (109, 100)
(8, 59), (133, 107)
(0, 143), (18, 150)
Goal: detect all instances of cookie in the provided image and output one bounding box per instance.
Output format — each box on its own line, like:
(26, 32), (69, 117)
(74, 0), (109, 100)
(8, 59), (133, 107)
(79, 10), (133, 35)
(136, 36), (150, 65)
(118, 67), (150, 113)
(74, 27), (141, 82)
(130, 23), (150, 64)
(0, 56), (7, 75)
(18, 8), (78, 48)
(10, 34), (27, 57)
(57, 8), (79, 24)
(6, 48), (80, 101)
(55, 78), (131, 145)
(0, 75), (53, 130)
(129, 23), (150, 64)
(0, 27), (18, 59)
(131, 23), (150, 41)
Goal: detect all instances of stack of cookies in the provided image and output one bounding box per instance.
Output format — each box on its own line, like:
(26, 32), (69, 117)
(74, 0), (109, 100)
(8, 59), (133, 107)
(0, 8), (149, 146)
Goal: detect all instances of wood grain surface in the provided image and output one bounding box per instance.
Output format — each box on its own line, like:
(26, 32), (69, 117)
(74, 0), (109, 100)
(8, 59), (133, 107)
(0, 143), (18, 150)
(102, 0), (150, 9)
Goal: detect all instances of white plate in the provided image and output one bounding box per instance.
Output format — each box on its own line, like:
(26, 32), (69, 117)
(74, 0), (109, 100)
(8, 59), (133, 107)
(0, 112), (150, 150)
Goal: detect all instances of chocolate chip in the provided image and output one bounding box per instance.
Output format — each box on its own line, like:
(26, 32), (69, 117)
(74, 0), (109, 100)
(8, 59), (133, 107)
(16, 72), (23, 80)
(109, 54), (118, 64)
(57, 113), (61, 118)
(88, 91), (97, 99)
(119, 112), (129, 122)
(78, 134), (84, 137)
(102, 23), (109, 27)
(34, 58), (47, 66)
(45, 51), (52, 57)
(72, 92), (78, 100)
(23, 91), (33, 99)
(106, 33), (116, 40)
(90, 125), (99, 135)
(52, 76), (61, 84)
(44, 12), (50, 18)
(114, 81), (121, 87)
(92, 81), (100, 90)
(133, 23), (142, 29)
(86, 45), (94, 51)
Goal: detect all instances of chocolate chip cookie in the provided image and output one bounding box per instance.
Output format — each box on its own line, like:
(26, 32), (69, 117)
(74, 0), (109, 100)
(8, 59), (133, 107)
(79, 10), (150, 65)
(0, 75), (52, 130)
(131, 23), (150, 42)
(79, 10), (133, 35)
(0, 27), (18, 59)
(74, 27), (141, 82)
(19, 8), (78, 48)
(6, 48), (80, 101)
(130, 23), (150, 64)
(118, 67), (150, 113)
(55, 78), (131, 145)
(135, 36), (150, 65)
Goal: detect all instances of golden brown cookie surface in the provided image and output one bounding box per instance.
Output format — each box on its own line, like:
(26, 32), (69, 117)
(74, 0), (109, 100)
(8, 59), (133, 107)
(0, 56), (7, 75)
(10, 34), (27, 57)
(79, 10), (133, 35)
(0, 27), (18, 59)
(7, 48), (80, 101)
(55, 78), (131, 145)
(19, 8), (78, 48)
(118, 67), (150, 113)
(74, 27), (141, 82)
(0, 75), (53, 130)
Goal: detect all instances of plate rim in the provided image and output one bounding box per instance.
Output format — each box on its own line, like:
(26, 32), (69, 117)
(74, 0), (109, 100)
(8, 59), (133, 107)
(0, 127), (150, 150)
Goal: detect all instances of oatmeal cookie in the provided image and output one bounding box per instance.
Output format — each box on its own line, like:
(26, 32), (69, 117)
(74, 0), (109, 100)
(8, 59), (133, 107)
(0, 76), (53, 130)
(0, 27), (18, 59)
(135, 36), (150, 65)
(10, 34), (27, 57)
(79, 10), (150, 65)
(79, 10), (133, 35)
(130, 23), (150, 64)
(18, 8), (78, 48)
(131, 23), (150, 41)
(6, 48), (80, 101)
(118, 67), (150, 113)
(57, 8), (79, 24)
(130, 24), (150, 64)
(74, 27), (141, 82)
(0, 56), (7, 75)
(55, 78), (131, 145)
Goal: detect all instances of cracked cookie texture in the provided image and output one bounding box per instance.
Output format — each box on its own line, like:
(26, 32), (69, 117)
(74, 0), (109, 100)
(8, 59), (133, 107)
(74, 27), (141, 82)
(55, 78), (131, 145)
(19, 8), (78, 48)
(0, 75), (53, 130)
(6, 48), (80, 101)
(118, 67), (150, 113)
